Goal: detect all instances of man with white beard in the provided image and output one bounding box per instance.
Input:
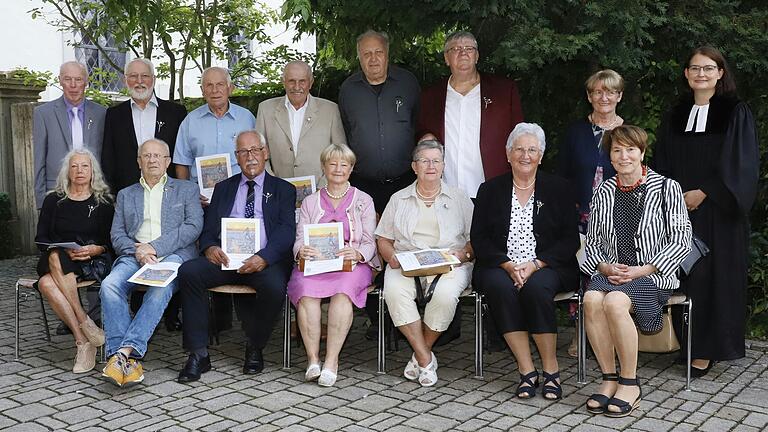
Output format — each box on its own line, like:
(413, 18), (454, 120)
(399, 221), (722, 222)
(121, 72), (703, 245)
(102, 58), (187, 193)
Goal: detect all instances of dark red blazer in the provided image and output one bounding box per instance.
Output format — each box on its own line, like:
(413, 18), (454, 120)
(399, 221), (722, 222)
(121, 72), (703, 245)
(417, 74), (524, 180)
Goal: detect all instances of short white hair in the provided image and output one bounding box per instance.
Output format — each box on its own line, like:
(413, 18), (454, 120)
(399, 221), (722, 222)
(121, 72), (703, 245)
(137, 138), (170, 157)
(124, 58), (155, 76)
(506, 122), (546, 155)
(282, 60), (313, 80)
(236, 129), (268, 149)
(59, 61), (87, 79)
(202, 66), (232, 85)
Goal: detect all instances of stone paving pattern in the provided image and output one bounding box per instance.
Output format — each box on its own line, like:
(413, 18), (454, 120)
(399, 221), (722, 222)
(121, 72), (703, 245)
(2, 256), (768, 431)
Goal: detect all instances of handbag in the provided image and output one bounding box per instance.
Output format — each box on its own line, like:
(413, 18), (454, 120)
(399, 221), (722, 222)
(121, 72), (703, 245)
(660, 179), (710, 279)
(637, 311), (680, 353)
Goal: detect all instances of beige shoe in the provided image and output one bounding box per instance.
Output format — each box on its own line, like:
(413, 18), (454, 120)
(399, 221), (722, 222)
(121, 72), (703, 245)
(73, 341), (96, 373)
(80, 317), (105, 347)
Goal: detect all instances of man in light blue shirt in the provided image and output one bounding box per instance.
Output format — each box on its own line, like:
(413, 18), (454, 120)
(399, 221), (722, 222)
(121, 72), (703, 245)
(173, 66), (256, 206)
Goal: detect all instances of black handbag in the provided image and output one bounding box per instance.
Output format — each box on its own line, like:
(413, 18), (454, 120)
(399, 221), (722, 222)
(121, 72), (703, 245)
(660, 179), (710, 279)
(414, 274), (443, 309)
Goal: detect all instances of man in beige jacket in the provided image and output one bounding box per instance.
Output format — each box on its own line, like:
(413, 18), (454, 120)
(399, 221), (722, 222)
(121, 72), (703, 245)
(256, 61), (346, 187)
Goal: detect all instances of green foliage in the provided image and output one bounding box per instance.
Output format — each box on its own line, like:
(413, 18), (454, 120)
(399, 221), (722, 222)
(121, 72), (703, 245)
(9, 68), (53, 88)
(283, 0), (768, 337)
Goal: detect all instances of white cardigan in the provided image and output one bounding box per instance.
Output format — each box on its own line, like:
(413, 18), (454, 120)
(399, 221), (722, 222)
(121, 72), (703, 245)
(581, 169), (692, 290)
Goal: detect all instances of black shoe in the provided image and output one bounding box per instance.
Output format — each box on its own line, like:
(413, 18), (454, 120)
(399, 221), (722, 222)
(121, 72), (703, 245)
(586, 373), (619, 414)
(177, 353), (211, 383)
(55, 322), (72, 335)
(243, 344), (264, 374)
(605, 377), (642, 418)
(165, 315), (182, 332)
(691, 360), (715, 378)
(365, 324), (378, 341)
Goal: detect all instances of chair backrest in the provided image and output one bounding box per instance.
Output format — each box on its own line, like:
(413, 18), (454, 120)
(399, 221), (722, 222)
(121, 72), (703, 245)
(576, 233), (587, 268)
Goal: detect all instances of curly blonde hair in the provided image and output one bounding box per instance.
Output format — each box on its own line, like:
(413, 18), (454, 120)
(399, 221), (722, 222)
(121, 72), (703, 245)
(52, 148), (113, 205)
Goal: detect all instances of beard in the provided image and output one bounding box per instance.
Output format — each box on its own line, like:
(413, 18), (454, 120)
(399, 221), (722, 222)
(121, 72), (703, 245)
(129, 84), (154, 101)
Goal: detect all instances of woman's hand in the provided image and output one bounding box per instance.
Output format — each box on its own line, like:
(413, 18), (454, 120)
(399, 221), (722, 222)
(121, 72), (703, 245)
(67, 245), (102, 261)
(388, 255), (401, 269)
(683, 189), (706, 211)
(299, 245), (322, 261)
(337, 246), (362, 262)
(599, 262), (655, 285)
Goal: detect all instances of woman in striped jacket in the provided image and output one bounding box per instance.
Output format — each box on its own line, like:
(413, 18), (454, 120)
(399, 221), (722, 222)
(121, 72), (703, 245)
(581, 125), (692, 417)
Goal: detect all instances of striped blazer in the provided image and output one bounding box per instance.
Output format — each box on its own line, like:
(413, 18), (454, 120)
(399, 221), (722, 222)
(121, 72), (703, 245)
(581, 169), (692, 290)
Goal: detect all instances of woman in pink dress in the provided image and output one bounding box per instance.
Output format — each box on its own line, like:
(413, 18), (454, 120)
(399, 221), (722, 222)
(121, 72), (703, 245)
(288, 143), (380, 386)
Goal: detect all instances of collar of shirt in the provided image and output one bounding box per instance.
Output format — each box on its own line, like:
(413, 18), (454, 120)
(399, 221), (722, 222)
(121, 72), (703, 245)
(400, 180), (452, 201)
(139, 173), (169, 191)
(284, 94), (310, 112)
(63, 98), (84, 111)
(200, 101), (236, 120)
(239, 170), (266, 190)
(352, 65), (400, 84)
(130, 93), (159, 111)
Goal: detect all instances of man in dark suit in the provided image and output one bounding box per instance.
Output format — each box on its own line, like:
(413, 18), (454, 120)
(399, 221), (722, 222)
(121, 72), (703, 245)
(177, 130), (296, 382)
(101, 58), (187, 193)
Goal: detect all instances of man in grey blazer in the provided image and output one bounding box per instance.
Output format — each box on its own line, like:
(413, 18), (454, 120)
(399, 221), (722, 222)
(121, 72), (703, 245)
(33, 61), (106, 208)
(256, 61), (346, 187)
(99, 138), (203, 387)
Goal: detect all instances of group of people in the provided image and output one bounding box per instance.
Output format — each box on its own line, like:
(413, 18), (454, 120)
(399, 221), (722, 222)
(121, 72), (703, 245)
(31, 28), (758, 417)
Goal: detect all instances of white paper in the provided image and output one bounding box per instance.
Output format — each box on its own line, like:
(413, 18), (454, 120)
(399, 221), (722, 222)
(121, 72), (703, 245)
(284, 175), (317, 209)
(303, 222), (344, 276)
(127, 262), (181, 287)
(221, 218), (261, 271)
(395, 248), (460, 272)
(195, 153), (232, 201)
(36, 241), (83, 250)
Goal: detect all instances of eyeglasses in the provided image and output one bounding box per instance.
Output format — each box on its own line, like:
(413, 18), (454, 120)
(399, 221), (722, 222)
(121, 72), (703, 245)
(687, 65), (719, 75)
(511, 147), (541, 156)
(140, 153), (170, 161)
(61, 76), (85, 85)
(234, 147), (265, 157)
(589, 89), (620, 99)
(446, 46), (478, 55)
(415, 158), (444, 166)
(126, 73), (153, 81)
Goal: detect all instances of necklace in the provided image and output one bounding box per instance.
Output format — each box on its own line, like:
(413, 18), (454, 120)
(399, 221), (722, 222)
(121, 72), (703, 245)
(325, 182), (350, 199)
(617, 165), (647, 192)
(513, 178), (536, 190)
(416, 183), (441, 207)
(589, 113), (620, 130)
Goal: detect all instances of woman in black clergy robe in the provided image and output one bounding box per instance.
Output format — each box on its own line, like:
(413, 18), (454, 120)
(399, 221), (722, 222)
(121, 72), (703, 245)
(653, 46), (759, 375)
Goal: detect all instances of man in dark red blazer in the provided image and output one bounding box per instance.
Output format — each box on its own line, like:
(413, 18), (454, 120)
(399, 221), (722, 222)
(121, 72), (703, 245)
(417, 31), (523, 198)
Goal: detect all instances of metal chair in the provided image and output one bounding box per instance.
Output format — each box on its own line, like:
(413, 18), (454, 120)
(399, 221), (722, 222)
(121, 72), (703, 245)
(14, 276), (96, 359)
(206, 285), (292, 369)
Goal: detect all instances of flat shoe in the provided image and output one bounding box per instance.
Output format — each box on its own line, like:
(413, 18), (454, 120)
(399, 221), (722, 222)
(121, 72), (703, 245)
(691, 361), (714, 378)
(404, 354), (419, 381)
(418, 353), (438, 387)
(305, 363), (321, 381)
(79, 317), (105, 347)
(318, 369), (337, 387)
(73, 341), (96, 373)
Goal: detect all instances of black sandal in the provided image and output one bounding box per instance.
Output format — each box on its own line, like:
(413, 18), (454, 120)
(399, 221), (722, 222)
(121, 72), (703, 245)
(586, 373), (618, 414)
(604, 376), (642, 418)
(516, 370), (539, 399)
(541, 371), (562, 400)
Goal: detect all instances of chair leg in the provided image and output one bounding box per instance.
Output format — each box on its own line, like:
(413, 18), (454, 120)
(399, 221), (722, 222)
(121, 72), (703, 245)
(100, 307), (106, 363)
(377, 289), (385, 374)
(283, 293), (291, 369)
(577, 294), (587, 384)
(208, 291), (219, 346)
(36, 286), (51, 342)
(684, 299), (692, 391)
(15, 281), (21, 360)
(474, 292), (484, 379)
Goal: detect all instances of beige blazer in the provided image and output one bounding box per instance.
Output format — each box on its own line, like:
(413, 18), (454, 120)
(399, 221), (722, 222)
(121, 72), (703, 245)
(256, 95), (346, 188)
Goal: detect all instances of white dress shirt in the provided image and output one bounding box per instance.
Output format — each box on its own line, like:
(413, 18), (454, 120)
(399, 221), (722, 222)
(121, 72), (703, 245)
(444, 81), (484, 198)
(131, 94), (159, 145)
(285, 94), (309, 154)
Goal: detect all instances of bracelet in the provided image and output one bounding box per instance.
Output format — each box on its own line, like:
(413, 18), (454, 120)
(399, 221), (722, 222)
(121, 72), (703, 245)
(531, 258), (541, 270)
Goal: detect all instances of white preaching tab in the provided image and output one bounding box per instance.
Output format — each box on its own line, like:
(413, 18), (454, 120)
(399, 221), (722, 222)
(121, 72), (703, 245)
(685, 104), (709, 133)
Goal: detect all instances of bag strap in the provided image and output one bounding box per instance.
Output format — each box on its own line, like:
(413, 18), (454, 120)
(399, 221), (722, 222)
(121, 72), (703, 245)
(414, 274), (443, 309)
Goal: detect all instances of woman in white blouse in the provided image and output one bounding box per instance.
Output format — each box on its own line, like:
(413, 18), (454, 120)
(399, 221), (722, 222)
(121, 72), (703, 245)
(471, 123), (580, 401)
(375, 140), (474, 387)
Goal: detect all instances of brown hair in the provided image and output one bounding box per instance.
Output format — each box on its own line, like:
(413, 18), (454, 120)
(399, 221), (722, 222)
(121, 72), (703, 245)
(686, 45), (737, 97)
(602, 125), (648, 154)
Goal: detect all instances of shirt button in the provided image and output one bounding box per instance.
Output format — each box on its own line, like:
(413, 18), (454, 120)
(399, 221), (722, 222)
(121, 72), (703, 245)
(635, 247), (641, 252)
(634, 234), (640, 239)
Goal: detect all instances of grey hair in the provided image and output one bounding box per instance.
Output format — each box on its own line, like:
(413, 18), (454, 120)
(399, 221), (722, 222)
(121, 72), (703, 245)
(282, 60), (313, 80)
(137, 138), (170, 157)
(58, 61), (87, 80)
(52, 148), (112, 205)
(356, 30), (390, 56)
(412, 139), (445, 161)
(506, 122), (547, 155)
(124, 58), (155, 76)
(444, 31), (478, 52)
(236, 129), (268, 149)
(201, 66), (232, 85)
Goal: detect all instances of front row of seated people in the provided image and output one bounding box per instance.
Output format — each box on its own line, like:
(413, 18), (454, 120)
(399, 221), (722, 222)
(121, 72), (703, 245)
(35, 123), (691, 414)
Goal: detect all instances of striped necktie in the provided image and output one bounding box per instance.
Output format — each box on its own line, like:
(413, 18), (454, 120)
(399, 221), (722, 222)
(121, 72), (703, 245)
(244, 180), (255, 218)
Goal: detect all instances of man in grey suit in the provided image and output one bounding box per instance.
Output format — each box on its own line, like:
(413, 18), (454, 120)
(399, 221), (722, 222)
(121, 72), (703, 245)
(99, 138), (203, 387)
(34, 61), (107, 208)
(256, 61), (346, 187)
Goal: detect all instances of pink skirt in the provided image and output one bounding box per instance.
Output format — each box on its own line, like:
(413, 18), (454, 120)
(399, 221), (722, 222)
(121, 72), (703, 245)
(287, 264), (372, 308)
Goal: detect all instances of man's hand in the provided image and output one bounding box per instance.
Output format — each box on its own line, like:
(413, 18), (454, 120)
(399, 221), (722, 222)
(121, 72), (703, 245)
(135, 243), (158, 265)
(199, 194), (210, 207)
(204, 246), (229, 266)
(238, 254), (267, 274)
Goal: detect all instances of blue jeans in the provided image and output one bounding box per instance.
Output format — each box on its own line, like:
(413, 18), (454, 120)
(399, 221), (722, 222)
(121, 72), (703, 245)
(101, 254), (183, 358)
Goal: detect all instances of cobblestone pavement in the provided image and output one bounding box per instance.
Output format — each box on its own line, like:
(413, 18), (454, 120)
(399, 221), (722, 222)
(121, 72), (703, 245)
(2, 256), (768, 431)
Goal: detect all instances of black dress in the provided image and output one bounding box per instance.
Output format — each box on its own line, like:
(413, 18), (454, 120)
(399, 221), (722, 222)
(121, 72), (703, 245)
(653, 95), (759, 360)
(588, 184), (671, 333)
(35, 193), (115, 279)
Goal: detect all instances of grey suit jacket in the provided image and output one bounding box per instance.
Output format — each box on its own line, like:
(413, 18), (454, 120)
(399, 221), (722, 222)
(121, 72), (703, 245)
(256, 95), (346, 188)
(111, 177), (203, 262)
(33, 96), (107, 207)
